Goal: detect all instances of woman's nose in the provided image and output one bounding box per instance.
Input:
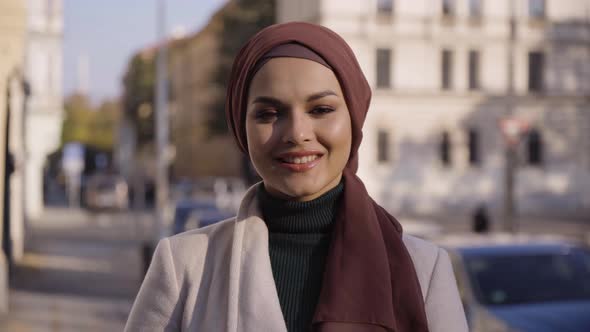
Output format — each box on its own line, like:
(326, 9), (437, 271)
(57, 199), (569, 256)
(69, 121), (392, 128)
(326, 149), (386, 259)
(281, 109), (313, 144)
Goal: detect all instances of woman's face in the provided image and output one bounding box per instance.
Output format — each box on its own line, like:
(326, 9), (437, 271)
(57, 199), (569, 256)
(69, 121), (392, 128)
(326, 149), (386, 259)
(246, 57), (352, 201)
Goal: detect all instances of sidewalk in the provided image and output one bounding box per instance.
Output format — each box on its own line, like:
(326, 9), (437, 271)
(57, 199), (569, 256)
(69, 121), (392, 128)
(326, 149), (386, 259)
(0, 207), (149, 331)
(1, 290), (132, 332)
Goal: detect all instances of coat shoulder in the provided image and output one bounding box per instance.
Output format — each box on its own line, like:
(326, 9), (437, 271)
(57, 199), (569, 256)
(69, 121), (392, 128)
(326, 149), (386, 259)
(403, 235), (469, 331)
(170, 216), (236, 242)
(402, 234), (444, 298)
(164, 217), (237, 274)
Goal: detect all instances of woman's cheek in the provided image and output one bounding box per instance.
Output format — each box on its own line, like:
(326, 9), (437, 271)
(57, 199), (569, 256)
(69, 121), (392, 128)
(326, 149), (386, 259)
(320, 117), (352, 147)
(248, 125), (275, 166)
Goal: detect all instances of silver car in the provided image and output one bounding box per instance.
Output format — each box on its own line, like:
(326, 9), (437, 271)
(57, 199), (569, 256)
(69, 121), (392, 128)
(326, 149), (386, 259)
(436, 234), (590, 332)
(84, 174), (129, 211)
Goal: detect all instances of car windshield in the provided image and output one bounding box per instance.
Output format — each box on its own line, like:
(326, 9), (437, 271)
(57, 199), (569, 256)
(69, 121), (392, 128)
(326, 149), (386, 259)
(464, 248), (590, 306)
(96, 180), (117, 190)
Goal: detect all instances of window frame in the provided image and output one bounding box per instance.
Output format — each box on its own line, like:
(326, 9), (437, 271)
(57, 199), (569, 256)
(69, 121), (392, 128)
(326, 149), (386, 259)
(442, 0), (456, 16)
(468, 0), (483, 18)
(440, 131), (452, 167)
(468, 128), (480, 166)
(377, 129), (391, 163)
(526, 128), (543, 166)
(377, 0), (394, 16)
(376, 48), (392, 89)
(528, 0), (546, 19)
(441, 49), (453, 90)
(468, 50), (480, 91)
(528, 51), (545, 93)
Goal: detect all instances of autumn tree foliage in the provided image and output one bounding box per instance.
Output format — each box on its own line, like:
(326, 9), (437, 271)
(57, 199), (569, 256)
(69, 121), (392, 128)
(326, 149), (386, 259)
(61, 93), (120, 151)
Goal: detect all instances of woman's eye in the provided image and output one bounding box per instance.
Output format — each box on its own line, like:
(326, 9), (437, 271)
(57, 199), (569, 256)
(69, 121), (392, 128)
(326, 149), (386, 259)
(254, 109), (278, 121)
(310, 106), (334, 115)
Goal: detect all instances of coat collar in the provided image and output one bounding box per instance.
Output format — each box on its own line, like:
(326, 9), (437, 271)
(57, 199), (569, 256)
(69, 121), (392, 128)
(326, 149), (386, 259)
(227, 182), (288, 332)
(227, 183), (398, 332)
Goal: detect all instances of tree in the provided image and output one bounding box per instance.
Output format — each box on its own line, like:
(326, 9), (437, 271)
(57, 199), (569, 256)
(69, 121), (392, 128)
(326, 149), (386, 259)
(91, 99), (121, 150)
(122, 52), (156, 146)
(61, 93), (94, 145)
(208, 0), (276, 135)
(61, 93), (120, 151)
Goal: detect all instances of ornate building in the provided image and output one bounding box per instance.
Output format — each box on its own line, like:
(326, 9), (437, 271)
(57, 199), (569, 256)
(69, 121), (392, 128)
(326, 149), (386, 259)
(24, 0), (64, 219)
(0, 0), (26, 313)
(277, 0), (590, 218)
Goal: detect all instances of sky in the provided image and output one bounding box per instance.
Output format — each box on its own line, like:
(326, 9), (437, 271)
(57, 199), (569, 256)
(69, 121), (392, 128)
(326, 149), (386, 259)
(63, 0), (227, 104)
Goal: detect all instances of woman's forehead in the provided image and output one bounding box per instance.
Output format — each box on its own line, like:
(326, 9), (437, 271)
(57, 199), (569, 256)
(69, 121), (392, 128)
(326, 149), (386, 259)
(248, 57), (343, 100)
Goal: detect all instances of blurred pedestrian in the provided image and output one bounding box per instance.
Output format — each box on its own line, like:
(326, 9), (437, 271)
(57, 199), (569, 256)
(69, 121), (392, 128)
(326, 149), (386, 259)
(473, 203), (490, 234)
(125, 22), (467, 332)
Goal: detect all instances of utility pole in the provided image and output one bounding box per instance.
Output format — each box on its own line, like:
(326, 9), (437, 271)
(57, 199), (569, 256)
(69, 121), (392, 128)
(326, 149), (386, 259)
(503, 0), (517, 233)
(154, 0), (169, 243)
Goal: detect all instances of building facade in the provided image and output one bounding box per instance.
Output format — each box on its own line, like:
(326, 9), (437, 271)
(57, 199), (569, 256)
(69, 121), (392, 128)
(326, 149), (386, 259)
(277, 0), (590, 218)
(0, 0), (27, 313)
(24, 0), (64, 219)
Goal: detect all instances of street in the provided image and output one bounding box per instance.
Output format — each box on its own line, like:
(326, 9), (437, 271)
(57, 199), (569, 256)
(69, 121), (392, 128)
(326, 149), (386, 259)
(0, 204), (587, 331)
(0, 207), (153, 331)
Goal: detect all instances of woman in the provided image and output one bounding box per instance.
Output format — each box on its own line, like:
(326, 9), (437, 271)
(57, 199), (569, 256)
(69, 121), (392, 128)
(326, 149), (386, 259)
(125, 22), (468, 332)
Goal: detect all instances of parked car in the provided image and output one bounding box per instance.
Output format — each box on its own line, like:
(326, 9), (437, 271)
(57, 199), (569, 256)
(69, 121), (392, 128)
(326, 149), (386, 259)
(84, 174), (129, 211)
(171, 198), (234, 235)
(435, 234), (590, 332)
(171, 176), (246, 212)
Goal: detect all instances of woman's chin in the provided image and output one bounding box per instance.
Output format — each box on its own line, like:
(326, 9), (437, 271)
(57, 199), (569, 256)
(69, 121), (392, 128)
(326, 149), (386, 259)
(271, 182), (331, 202)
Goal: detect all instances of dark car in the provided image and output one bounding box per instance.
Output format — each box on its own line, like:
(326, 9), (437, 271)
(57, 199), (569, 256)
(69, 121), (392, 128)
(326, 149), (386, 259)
(437, 234), (590, 332)
(171, 198), (234, 235)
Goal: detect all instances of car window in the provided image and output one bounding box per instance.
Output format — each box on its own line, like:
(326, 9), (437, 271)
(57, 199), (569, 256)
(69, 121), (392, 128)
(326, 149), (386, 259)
(464, 250), (590, 306)
(578, 249), (590, 273)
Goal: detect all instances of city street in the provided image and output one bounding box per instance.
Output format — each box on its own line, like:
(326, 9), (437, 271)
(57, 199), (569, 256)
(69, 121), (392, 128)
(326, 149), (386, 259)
(0, 207), (153, 331)
(0, 203), (587, 331)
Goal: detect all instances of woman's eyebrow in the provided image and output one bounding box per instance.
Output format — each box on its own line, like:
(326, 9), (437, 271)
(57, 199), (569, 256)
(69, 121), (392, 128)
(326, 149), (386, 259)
(306, 90), (338, 102)
(251, 96), (287, 108)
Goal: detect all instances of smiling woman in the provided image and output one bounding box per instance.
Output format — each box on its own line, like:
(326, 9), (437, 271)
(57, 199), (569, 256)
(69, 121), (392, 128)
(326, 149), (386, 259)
(246, 56), (352, 202)
(125, 22), (468, 332)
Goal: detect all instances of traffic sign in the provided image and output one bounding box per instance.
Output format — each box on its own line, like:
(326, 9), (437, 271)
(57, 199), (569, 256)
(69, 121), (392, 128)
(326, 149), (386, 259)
(499, 117), (529, 147)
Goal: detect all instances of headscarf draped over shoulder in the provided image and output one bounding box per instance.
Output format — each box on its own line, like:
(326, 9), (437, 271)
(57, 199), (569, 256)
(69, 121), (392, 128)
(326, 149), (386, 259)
(225, 22), (430, 332)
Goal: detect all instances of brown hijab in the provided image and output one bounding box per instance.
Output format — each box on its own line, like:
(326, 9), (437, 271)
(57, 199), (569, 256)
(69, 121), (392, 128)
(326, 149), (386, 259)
(225, 22), (429, 332)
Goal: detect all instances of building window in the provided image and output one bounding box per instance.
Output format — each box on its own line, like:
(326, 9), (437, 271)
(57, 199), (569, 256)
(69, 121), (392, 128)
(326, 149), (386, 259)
(377, 0), (394, 15)
(47, 0), (54, 19)
(468, 50), (480, 90)
(529, 0), (546, 19)
(440, 131), (452, 166)
(527, 129), (543, 165)
(468, 128), (480, 165)
(441, 49), (453, 90)
(469, 0), (482, 17)
(376, 48), (392, 88)
(528, 51), (545, 92)
(47, 54), (53, 92)
(377, 130), (390, 163)
(442, 0), (455, 16)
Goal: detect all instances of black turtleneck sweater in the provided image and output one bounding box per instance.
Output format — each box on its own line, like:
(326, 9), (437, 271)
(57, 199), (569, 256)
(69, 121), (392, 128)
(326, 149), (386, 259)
(257, 182), (344, 332)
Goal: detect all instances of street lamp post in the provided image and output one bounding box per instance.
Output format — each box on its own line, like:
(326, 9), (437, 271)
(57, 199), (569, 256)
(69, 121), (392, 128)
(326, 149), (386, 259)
(499, 118), (529, 233)
(503, 131), (517, 233)
(154, 0), (169, 243)
(503, 0), (517, 233)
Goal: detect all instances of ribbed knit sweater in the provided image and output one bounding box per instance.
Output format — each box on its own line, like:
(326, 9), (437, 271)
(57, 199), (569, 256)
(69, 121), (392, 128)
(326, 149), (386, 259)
(257, 182), (344, 332)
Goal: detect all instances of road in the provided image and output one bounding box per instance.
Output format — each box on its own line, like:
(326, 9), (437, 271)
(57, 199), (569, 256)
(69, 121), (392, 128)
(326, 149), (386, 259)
(0, 207), (154, 331)
(0, 204), (587, 331)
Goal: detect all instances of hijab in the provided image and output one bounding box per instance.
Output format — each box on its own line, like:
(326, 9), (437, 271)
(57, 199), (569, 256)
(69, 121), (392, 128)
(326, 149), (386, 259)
(225, 21), (429, 332)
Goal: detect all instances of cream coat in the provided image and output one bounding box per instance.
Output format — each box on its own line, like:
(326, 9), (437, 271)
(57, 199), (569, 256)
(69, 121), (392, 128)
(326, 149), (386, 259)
(125, 184), (469, 332)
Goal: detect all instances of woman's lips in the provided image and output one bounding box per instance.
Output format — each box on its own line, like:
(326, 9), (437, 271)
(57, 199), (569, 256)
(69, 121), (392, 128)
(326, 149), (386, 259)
(277, 156), (322, 172)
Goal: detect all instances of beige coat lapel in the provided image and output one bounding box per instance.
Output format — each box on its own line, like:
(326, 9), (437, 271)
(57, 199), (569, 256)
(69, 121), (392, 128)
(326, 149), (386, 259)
(228, 184), (288, 332)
